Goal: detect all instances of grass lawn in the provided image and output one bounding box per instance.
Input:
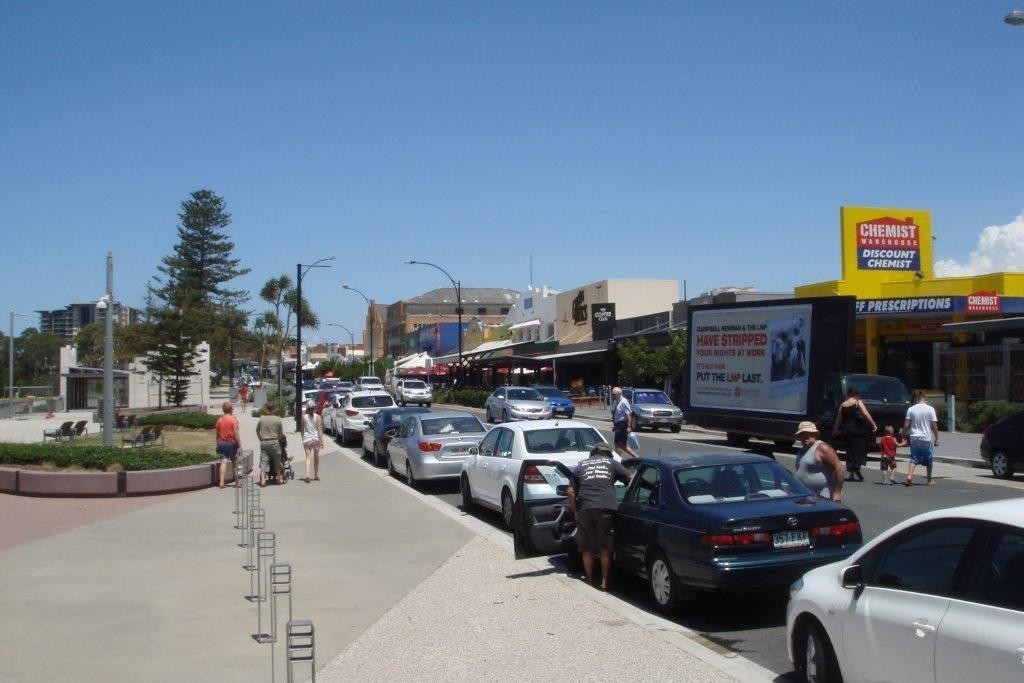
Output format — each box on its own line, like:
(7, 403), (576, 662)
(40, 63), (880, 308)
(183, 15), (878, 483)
(67, 428), (217, 455)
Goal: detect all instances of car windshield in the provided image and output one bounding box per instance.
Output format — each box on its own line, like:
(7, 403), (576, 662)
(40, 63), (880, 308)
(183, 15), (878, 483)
(421, 416), (484, 435)
(532, 387), (562, 398)
(674, 461), (812, 504)
(352, 395), (395, 408)
(845, 376), (910, 404)
(403, 381), (427, 389)
(634, 391), (671, 405)
(524, 428), (603, 454)
(508, 388), (542, 401)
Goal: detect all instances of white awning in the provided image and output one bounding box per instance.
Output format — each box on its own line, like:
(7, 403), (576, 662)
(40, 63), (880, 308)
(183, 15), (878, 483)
(507, 318), (541, 331)
(534, 349), (609, 361)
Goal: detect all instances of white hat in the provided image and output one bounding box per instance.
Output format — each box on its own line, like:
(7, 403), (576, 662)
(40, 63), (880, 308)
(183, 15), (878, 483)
(306, 399), (316, 409)
(795, 421), (819, 435)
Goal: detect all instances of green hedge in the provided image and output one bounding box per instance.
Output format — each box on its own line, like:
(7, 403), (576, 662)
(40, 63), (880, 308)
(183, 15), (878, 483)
(959, 400), (1024, 433)
(447, 389), (493, 409)
(136, 412), (219, 429)
(0, 443), (213, 471)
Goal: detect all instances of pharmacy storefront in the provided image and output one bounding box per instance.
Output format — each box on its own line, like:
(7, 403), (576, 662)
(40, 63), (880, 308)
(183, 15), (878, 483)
(796, 206), (1024, 392)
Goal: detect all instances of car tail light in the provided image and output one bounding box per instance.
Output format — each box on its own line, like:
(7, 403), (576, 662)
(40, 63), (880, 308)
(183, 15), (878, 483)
(417, 441), (442, 452)
(700, 532), (770, 547)
(345, 409), (360, 417)
(811, 522), (861, 538)
(522, 464), (546, 484)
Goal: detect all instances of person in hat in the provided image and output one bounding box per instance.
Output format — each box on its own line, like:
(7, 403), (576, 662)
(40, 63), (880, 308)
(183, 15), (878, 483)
(300, 399), (324, 483)
(567, 442), (633, 591)
(794, 421), (845, 502)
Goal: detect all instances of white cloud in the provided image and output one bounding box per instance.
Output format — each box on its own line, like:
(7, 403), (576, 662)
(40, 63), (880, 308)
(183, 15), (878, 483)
(934, 211), (1024, 277)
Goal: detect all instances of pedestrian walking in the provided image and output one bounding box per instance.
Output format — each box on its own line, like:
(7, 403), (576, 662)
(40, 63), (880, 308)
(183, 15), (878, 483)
(300, 400), (323, 483)
(567, 443), (633, 591)
(238, 383), (250, 412)
(903, 391), (939, 486)
(255, 402), (286, 486)
(610, 387), (637, 458)
(215, 401), (241, 489)
(878, 425), (905, 485)
(794, 421), (845, 502)
(834, 388), (877, 482)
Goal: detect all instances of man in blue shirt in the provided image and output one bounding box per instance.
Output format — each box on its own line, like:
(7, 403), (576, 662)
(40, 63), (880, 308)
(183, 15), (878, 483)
(610, 387), (633, 458)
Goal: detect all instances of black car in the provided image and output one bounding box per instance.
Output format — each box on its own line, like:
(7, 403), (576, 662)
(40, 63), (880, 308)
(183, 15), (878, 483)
(980, 410), (1024, 478)
(514, 452), (862, 613)
(363, 407), (430, 467)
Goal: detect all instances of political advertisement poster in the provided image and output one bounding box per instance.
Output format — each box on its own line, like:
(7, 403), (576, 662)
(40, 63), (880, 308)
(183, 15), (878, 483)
(689, 303), (812, 414)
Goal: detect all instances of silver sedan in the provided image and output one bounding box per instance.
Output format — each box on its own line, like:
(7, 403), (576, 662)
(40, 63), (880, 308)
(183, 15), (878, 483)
(485, 387), (552, 423)
(386, 411), (488, 487)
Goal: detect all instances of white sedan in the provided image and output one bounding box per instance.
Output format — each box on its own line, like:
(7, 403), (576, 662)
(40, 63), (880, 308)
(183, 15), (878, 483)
(786, 498), (1024, 683)
(459, 419), (608, 530)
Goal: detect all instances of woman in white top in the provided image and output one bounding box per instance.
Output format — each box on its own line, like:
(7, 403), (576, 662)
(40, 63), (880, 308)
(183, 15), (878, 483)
(301, 400), (324, 482)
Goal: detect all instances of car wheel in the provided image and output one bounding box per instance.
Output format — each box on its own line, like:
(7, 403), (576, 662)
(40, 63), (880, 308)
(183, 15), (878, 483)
(501, 409), (509, 424)
(460, 474), (474, 510)
(501, 489), (514, 530)
(363, 444), (373, 460)
(387, 452), (398, 478)
(426, 403), (431, 408)
(406, 460), (418, 489)
(647, 551), (679, 614)
(991, 451), (1014, 479)
(485, 407), (493, 423)
(670, 425), (681, 433)
(373, 445), (384, 468)
(798, 619), (841, 683)
(400, 400), (407, 407)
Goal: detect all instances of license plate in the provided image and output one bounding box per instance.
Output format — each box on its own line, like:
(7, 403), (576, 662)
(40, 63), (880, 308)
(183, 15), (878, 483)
(773, 530), (810, 549)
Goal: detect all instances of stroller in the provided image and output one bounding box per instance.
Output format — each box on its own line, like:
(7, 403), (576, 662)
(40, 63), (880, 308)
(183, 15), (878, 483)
(279, 439), (295, 482)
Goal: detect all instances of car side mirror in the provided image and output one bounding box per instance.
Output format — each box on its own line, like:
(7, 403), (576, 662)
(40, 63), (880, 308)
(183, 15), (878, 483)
(384, 428), (397, 437)
(555, 484), (569, 496)
(841, 564), (864, 590)
(468, 446), (479, 456)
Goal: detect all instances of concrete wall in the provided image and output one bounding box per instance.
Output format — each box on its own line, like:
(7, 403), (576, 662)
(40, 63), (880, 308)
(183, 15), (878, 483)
(555, 279), (679, 345)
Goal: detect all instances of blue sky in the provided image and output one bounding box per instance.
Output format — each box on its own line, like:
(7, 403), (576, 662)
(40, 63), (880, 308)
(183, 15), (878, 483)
(3, 2), (1022, 340)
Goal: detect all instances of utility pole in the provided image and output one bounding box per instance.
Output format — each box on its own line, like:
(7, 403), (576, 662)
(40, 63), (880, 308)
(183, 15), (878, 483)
(102, 253), (114, 446)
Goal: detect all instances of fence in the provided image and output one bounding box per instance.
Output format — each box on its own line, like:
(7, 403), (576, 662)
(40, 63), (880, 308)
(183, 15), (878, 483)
(2, 386), (62, 419)
(938, 341), (1024, 405)
(232, 456), (317, 682)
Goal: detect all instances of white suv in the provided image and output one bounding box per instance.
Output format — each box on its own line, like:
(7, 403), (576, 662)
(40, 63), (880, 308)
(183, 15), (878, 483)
(356, 376), (384, 391)
(395, 379), (433, 407)
(330, 390), (396, 445)
(786, 499), (1024, 683)
(459, 419), (608, 530)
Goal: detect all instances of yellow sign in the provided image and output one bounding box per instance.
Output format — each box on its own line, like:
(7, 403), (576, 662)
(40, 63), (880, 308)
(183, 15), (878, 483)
(840, 206), (932, 283)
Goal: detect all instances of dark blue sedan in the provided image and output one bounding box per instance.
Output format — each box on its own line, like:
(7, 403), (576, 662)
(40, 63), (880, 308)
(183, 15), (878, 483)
(362, 407), (430, 468)
(514, 452), (862, 613)
(531, 385), (575, 418)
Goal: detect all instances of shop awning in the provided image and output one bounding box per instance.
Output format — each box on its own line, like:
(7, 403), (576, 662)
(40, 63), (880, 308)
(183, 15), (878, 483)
(534, 348), (610, 361)
(941, 316), (1024, 333)
(507, 318), (541, 331)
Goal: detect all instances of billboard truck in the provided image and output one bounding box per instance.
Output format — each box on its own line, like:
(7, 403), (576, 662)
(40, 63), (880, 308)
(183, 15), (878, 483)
(684, 296), (911, 451)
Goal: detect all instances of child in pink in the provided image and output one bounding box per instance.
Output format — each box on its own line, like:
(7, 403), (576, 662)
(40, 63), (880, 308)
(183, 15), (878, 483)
(879, 425), (905, 485)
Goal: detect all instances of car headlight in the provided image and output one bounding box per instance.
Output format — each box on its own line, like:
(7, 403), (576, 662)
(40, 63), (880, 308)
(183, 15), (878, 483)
(789, 577), (804, 599)
(510, 405), (522, 411)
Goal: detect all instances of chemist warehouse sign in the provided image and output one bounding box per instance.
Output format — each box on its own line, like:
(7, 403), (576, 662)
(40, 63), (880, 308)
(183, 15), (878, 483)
(855, 215), (921, 271)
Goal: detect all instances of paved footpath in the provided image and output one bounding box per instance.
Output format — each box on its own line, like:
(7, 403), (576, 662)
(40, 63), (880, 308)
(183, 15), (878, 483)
(0, 407), (764, 682)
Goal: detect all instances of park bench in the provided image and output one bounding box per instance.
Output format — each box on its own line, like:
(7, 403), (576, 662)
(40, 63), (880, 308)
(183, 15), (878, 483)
(43, 421), (74, 442)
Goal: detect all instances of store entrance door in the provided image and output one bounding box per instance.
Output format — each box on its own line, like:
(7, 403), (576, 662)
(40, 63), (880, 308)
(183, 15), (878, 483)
(879, 341), (934, 391)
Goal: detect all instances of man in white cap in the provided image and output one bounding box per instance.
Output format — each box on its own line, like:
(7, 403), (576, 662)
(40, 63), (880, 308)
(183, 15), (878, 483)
(794, 421), (845, 503)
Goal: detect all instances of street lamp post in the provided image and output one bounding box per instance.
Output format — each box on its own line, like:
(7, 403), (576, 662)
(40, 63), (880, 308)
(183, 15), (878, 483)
(8, 310), (27, 420)
(95, 253), (115, 446)
(405, 260), (462, 387)
(327, 323), (356, 367)
(295, 256), (335, 430)
(341, 285), (375, 377)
